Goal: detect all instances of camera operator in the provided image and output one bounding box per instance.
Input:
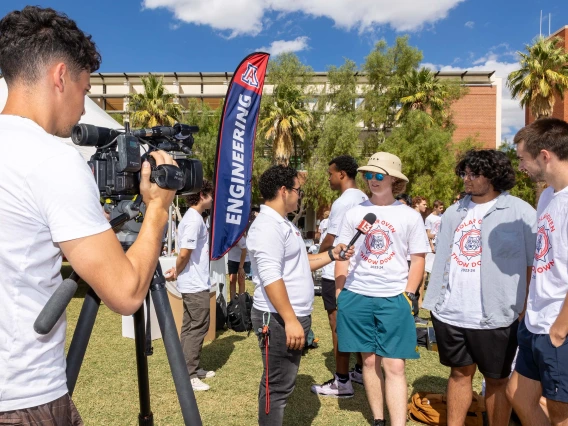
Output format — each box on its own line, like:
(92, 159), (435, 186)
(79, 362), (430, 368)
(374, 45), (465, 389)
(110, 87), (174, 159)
(0, 6), (177, 424)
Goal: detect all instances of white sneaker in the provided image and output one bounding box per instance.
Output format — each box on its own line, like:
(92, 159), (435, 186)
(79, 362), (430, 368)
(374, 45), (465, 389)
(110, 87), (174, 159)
(310, 375), (354, 398)
(197, 368), (216, 379)
(191, 377), (210, 391)
(349, 369), (364, 385)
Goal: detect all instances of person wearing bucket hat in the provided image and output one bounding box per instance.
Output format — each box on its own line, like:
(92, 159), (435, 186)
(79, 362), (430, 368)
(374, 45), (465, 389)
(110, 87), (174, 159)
(334, 152), (431, 426)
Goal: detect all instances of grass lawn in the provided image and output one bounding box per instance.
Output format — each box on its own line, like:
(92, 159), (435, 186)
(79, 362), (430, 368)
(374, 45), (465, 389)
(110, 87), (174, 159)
(63, 266), (484, 425)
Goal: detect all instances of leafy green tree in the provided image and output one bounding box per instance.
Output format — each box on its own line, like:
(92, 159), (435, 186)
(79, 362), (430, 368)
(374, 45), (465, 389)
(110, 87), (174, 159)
(379, 111), (477, 205)
(395, 67), (465, 126)
(128, 74), (182, 128)
(258, 53), (314, 167)
(507, 36), (568, 119)
(500, 142), (536, 206)
(303, 113), (363, 211)
(361, 36), (422, 135)
(182, 99), (222, 180)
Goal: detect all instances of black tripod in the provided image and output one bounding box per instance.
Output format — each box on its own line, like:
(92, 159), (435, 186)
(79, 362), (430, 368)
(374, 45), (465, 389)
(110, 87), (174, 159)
(35, 201), (202, 426)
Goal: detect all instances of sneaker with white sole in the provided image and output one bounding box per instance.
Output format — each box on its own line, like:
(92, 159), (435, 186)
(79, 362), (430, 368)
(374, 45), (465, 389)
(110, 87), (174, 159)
(311, 375), (354, 398)
(191, 377), (210, 391)
(349, 369), (363, 385)
(197, 368), (216, 379)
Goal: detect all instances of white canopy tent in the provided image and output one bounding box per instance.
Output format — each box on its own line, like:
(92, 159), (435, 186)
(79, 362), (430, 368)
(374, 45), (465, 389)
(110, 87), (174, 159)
(0, 77), (122, 160)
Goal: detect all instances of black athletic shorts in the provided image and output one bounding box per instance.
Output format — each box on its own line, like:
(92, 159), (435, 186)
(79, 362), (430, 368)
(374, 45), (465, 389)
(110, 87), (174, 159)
(321, 278), (337, 311)
(227, 260), (251, 275)
(431, 315), (519, 379)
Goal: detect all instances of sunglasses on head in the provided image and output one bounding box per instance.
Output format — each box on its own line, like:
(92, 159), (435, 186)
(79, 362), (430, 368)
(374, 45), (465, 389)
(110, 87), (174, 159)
(364, 172), (386, 181)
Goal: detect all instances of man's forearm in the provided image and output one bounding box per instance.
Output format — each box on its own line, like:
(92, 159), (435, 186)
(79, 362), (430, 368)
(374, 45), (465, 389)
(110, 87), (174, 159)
(264, 279), (296, 323)
(124, 205), (169, 299)
(318, 233), (336, 253)
(405, 255), (425, 293)
(239, 249), (247, 268)
(308, 251), (333, 271)
(176, 254), (190, 273)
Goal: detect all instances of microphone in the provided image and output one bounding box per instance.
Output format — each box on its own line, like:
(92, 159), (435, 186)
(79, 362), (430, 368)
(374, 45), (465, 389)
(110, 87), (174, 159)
(34, 278), (78, 335)
(339, 212), (377, 259)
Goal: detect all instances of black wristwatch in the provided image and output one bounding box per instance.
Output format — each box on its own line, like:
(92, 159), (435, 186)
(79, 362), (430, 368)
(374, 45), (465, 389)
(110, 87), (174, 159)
(327, 248), (335, 262)
(405, 292), (417, 302)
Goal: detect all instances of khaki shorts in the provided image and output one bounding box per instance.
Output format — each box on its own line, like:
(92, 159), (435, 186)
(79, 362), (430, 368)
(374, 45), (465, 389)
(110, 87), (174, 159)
(0, 394), (83, 425)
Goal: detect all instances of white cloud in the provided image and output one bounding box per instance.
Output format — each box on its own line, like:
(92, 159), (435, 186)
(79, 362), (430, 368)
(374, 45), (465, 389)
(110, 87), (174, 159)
(465, 21), (474, 29)
(423, 58), (523, 142)
(257, 36), (310, 56)
(142, 0), (465, 37)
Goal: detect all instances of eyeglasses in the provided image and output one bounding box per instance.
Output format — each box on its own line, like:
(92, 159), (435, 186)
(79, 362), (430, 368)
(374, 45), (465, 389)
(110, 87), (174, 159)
(364, 172), (386, 181)
(459, 172), (481, 181)
(290, 186), (304, 198)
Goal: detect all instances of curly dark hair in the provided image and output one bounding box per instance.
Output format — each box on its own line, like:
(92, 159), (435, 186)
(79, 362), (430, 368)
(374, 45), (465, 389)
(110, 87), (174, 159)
(184, 179), (214, 207)
(259, 165), (298, 201)
(395, 193), (412, 206)
(514, 118), (568, 160)
(455, 149), (516, 192)
(329, 155), (358, 179)
(0, 6), (101, 84)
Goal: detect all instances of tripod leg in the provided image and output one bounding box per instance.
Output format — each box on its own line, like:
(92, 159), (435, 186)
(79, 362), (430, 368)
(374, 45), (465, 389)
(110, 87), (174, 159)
(133, 305), (154, 425)
(66, 287), (101, 396)
(150, 269), (202, 426)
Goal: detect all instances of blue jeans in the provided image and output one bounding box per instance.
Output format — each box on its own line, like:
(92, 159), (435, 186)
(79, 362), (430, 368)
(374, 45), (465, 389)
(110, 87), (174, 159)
(251, 307), (311, 426)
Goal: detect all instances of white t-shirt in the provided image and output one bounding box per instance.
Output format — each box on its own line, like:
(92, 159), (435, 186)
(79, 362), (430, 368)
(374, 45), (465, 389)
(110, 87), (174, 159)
(247, 205), (314, 317)
(425, 213), (442, 236)
(318, 218), (329, 235)
(434, 199), (497, 329)
(176, 208), (211, 293)
(0, 115), (111, 411)
(526, 186), (568, 334)
(228, 236), (250, 263)
(321, 188), (368, 280)
(336, 200), (431, 297)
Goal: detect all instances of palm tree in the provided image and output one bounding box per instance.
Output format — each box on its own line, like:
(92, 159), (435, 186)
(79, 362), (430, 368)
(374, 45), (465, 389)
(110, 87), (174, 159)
(507, 36), (568, 119)
(258, 85), (311, 167)
(128, 75), (182, 128)
(395, 67), (450, 124)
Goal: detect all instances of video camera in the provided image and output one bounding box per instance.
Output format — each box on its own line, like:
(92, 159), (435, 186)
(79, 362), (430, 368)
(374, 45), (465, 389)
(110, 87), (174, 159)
(71, 122), (203, 199)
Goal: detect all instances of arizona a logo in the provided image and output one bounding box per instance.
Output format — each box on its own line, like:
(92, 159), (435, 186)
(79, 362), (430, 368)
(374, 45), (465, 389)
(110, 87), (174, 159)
(241, 63), (259, 88)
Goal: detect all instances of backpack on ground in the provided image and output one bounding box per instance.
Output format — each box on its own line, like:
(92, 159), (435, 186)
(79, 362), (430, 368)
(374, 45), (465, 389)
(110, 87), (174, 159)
(226, 292), (253, 333)
(215, 283), (227, 331)
(408, 392), (485, 426)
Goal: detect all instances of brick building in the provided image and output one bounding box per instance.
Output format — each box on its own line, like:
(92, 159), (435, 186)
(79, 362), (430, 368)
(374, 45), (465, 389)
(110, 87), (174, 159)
(525, 25), (568, 125)
(88, 70), (501, 148)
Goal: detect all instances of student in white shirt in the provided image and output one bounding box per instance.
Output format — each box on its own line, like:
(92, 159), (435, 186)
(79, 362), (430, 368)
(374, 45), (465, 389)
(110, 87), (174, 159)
(507, 118), (568, 426)
(0, 7), (177, 423)
(246, 165), (354, 426)
(316, 210), (330, 241)
(311, 155), (368, 398)
(227, 234), (250, 300)
(165, 180), (215, 392)
(335, 152), (430, 426)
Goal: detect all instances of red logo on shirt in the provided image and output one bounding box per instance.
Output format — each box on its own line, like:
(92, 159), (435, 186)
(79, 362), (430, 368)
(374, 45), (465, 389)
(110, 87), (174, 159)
(455, 226), (481, 260)
(535, 225), (552, 262)
(364, 227), (392, 256)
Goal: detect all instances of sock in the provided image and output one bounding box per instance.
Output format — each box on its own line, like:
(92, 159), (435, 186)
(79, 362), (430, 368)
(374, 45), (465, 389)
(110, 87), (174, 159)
(354, 364), (362, 374)
(336, 372), (349, 383)
(373, 419), (386, 426)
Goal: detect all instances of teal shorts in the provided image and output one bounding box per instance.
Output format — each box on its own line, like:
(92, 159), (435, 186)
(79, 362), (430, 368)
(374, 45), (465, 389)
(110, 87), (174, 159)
(336, 289), (419, 359)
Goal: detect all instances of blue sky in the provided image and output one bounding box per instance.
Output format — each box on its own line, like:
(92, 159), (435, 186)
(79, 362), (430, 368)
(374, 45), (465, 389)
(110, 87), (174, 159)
(2, 0), (567, 139)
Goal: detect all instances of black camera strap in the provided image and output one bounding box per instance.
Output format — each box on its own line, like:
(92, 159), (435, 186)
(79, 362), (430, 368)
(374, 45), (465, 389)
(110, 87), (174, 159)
(145, 293), (154, 356)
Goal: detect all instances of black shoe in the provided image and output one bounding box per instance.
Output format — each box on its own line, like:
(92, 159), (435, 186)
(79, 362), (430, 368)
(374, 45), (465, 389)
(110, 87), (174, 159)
(373, 420), (386, 426)
(414, 316), (428, 325)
